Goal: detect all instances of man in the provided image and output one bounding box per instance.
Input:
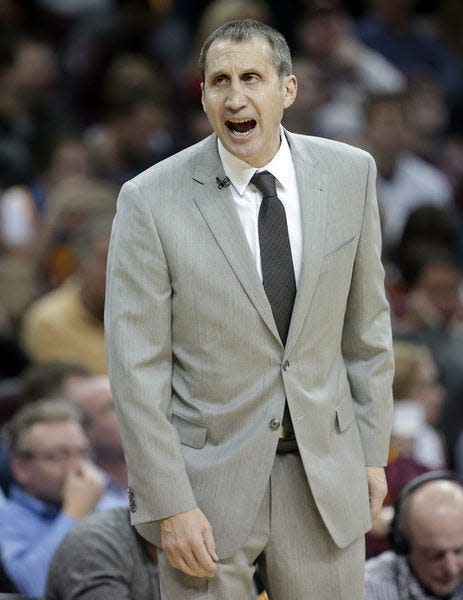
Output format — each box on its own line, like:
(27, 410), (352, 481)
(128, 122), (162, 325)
(0, 399), (121, 596)
(105, 18), (394, 598)
(365, 472), (463, 599)
(21, 214), (113, 374)
(66, 375), (128, 502)
(45, 507), (265, 600)
(45, 507), (161, 600)
(363, 92), (452, 254)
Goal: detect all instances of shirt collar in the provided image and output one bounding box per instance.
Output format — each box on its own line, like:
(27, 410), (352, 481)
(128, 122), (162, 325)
(217, 127), (292, 196)
(9, 484), (61, 519)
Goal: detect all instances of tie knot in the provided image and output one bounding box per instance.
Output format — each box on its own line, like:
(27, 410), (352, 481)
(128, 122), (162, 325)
(251, 170), (277, 199)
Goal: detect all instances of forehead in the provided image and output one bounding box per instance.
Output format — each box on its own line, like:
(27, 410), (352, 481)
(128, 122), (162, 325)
(411, 502), (463, 548)
(25, 420), (86, 448)
(204, 36), (276, 76)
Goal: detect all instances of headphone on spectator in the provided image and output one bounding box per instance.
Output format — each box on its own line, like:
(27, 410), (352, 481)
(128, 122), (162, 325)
(389, 470), (461, 555)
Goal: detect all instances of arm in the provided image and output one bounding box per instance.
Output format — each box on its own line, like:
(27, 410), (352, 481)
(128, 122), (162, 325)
(1, 513), (76, 597)
(341, 154), (394, 515)
(105, 180), (196, 521)
(105, 181), (216, 576)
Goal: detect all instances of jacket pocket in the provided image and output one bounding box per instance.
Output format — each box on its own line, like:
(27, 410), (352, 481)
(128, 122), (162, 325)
(172, 412), (208, 449)
(335, 394), (355, 432)
(320, 235), (357, 275)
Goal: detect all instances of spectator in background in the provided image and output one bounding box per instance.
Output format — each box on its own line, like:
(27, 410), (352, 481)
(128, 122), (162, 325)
(282, 55), (329, 135)
(0, 399), (120, 597)
(356, 0), (463, 106)
(365, 473), (463, 599)
(394, 205), (459, 289)
(37, 177), (116, 290)
(0, 361), (92, 495)
(0, 36), (33, 187)
(3, 34), (73, 183)
(66, 375), (127, 503)
(396, 252), (463, 464)
(85, 86), (175, 187)
(0, 134), (93, 256)
(20, 361), (92, 405)
(405, 76), (450, 166)
(385, 204), (459, 327)
(392, 341), (447, 470)
(45, 507), (161, 600)
(364, 92), (453, 254)
(21, 215), (113, 373)
(294, 0), (405, 143)
(366, 340), (440, 558)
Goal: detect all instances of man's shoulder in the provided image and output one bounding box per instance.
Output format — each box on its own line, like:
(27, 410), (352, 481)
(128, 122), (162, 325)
(60, 507), (132, 547)
(125, 135), (216, 191)
(365, 551), (398, 582)
(286, 130), (372, 164)
(22, 278), (79, 323)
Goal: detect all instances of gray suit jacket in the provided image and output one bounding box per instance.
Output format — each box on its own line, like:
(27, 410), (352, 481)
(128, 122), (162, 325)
(105, 131), (394, 558)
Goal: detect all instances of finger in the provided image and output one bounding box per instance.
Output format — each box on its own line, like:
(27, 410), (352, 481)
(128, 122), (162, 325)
(190, 537), (218, 576)
(167, 545), (212, 578)
(203, 527), (218, 563)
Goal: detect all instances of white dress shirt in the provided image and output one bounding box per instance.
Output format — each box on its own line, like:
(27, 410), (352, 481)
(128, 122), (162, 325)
(217, 129), (303, 286)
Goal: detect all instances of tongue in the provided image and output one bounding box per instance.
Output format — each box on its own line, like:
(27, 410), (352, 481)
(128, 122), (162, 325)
(231, 121), (254, 133)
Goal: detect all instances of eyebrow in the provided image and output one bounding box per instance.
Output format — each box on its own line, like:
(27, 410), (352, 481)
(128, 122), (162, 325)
(207, 66), (264, 80)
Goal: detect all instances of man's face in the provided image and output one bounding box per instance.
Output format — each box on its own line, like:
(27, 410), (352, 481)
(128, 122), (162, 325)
(368, 102), (408, 158)
(12, 420), (91, 504)
(416, 262), (461, 327)
(408, 511), (463, 596)
(68, 377), (122, 454)
(201, 37), (297, 167)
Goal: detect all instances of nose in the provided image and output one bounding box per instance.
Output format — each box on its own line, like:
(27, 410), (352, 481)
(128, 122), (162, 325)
(443, 551), (462, 578)
(225, 81), (247, 111)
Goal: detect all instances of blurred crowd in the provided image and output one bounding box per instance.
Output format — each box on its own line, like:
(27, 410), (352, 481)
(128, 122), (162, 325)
(1, 0), (463, 597)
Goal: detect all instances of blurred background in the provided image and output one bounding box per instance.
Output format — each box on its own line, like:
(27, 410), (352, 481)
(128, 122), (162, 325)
(1, 0), (463, 565)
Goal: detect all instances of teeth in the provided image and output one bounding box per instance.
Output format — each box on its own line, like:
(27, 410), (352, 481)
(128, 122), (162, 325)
(228, 119), (252, 123)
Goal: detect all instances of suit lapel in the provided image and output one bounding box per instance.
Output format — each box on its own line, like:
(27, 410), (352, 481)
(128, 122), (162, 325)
(285, 132), (327, 353)
(192, 136), (281, 343)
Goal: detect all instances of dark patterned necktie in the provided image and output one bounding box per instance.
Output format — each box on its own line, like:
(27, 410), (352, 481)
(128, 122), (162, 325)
(252, 170), (297, 439)
(251, 170), (296, 345)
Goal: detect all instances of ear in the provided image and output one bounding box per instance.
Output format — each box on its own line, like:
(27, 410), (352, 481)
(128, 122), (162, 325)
(200, 82), (207, 114)
(282, 75), (297, 110)
(11, 456), (30, 488)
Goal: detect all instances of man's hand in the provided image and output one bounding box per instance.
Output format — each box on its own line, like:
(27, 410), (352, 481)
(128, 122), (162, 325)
(366, 466), (388, 522)
(62, 461), (105, 519)
(160, 507), (218, 578)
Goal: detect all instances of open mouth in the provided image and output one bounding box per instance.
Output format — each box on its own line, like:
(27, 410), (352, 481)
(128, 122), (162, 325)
(225, 119), (256, 135)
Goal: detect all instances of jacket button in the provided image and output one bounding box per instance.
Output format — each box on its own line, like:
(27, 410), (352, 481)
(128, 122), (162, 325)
(282, 360), (290, 371)
(269, 418), (281, 431)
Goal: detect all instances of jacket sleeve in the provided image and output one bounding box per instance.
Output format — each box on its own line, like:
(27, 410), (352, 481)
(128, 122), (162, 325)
(105, 180), (197, 525)
(341, 153), (394, 466)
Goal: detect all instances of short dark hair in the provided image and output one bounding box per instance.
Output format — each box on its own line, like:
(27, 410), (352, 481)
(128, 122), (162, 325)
(198, 19), (292, 80)
(21, 361), (91, 403)
(9, 399), (84, 456)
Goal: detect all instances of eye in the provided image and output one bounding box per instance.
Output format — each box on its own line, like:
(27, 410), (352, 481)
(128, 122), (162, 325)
(214, 75), (228, 86)
(243, 73), (259, 83)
